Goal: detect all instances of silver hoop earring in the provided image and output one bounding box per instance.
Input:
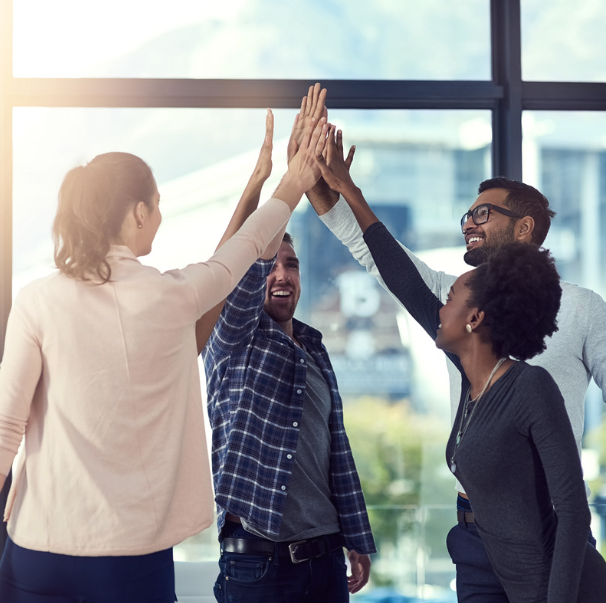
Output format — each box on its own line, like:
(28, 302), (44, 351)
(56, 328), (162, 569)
(466, 324), (472, 333)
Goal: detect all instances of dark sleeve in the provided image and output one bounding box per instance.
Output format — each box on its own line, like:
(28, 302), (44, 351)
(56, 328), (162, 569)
(363, 222), (461, 371)
(518, 367), (590, 603)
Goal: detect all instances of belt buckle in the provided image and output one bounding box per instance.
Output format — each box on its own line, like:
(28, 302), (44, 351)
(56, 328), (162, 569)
(288, 540), (308, 564)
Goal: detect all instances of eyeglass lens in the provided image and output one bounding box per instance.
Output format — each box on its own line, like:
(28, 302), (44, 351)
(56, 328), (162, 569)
(461, 204), (490, 229)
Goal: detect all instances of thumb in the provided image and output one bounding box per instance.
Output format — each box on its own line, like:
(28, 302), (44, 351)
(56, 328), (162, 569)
(287, 139), (299, 163)
(315, 152), (329, 172)
(345, 145), (356, 169)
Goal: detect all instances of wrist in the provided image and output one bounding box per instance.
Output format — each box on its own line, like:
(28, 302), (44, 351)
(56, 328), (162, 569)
(248, 171), (270, 188)
(273, 173), (305, 210)
(342, 183), (362, 202)
(306, 180), (339, 215)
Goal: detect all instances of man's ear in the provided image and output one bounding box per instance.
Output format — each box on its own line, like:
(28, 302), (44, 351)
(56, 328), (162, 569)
(515, 216), (535, 243)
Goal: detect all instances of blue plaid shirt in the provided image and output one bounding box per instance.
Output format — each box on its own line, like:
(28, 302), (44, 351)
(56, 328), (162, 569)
(202, 257), (375, 554)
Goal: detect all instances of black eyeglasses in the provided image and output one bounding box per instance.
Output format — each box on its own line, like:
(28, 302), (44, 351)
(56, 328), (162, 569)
(460, 203), (522, 231)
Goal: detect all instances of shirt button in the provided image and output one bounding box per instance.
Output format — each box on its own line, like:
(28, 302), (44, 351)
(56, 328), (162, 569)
(300, 358), (305, 364)
(287, 454), (293, 459)
(293, 421), (298, 427)
(296, 389), (302, 394)
(281, 485), (286, 491)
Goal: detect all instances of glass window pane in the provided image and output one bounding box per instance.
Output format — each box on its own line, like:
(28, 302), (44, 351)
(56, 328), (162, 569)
(522, 0), (606, 82)
(13, 0), (490, 80)
(13, 107), (490, 599)
(523, 111), (606, 553)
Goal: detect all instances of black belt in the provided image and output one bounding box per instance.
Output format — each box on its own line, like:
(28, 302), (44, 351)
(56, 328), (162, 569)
(457, 510), (475, 523)
(221, 532), (344, 564)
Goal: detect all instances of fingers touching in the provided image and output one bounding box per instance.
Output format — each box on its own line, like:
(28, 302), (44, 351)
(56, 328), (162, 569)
(288, 83), (327, 164)
(304, 83), (326, 121)
(299, 116), (327, 152)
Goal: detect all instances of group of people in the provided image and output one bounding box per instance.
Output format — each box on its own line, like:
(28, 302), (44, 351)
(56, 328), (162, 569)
(0, 83), (605, 603)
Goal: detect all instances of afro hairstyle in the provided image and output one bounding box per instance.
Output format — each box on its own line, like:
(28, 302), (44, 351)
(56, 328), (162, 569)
(465, 243), (561, 361)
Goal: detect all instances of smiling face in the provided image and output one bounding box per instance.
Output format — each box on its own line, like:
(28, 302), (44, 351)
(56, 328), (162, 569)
(436, 271), (477, 355)
(462, 188), (518, 267)
(263, 241), (301, 328)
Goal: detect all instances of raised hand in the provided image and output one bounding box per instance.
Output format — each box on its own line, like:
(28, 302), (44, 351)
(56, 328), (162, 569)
(287, 83), (327, 163)
(316, 125), (379, 232)
(273, 116), (329, 210)
(194, 109), (276, 354)
(315, 125), (357, 196)
(288, 116), (329, 191)
(251, 108), (274, 183)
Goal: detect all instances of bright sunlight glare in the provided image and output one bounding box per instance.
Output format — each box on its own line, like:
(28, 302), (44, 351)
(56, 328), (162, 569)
(13, 0), (249, 76)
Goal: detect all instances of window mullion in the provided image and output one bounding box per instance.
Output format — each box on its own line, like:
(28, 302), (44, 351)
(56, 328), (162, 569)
(491, 0), (523, 180)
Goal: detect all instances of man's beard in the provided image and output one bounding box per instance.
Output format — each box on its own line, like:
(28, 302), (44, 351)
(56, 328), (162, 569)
(463, 221), (516, 267)
(263, 296), (298, 324)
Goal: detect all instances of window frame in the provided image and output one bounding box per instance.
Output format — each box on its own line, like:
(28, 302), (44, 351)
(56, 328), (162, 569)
(2, 0), (606, 547)
(4, 0), (606, 349)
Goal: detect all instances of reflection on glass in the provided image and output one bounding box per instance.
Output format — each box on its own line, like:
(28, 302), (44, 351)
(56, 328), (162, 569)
(522, 0), (606, 82)
(13, 107), (492, 600)
(13, 0), (490, 80)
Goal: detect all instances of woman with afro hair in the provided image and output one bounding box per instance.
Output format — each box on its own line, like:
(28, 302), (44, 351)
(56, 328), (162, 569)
(314, 129), (606, 603)
(363, 235), (606, 603)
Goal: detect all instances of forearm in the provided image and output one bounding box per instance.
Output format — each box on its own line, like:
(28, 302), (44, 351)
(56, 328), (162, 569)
(548, 511), (590, 603)
(272, 173), (306, 212)
(528, 377), (590, 603)
(337, 185), (379, 233)
(363, 222), (442, 339)
(0, 299), (40, 478)
(196, 175), (268, 353)
(306, 179), (339, 216)
(203, 261), (270, 358)
(320, 197), (451, 303)
(190, 199), (289, 319)
(195, 301), (224, 355)
(216, 176), (266, 250)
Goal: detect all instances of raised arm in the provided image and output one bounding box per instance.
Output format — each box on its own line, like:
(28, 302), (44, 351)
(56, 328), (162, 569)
(183, 114), (328, 327)
(316, 130), (456, 358)
(315, 127), (377, 230)
(195, 110), (281, 353)
(290, 89), (452, 302)
(313, 129), (454, 309)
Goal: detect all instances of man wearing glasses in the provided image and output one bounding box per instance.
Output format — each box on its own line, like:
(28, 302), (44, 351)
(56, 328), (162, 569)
(309, 176), (606, 602)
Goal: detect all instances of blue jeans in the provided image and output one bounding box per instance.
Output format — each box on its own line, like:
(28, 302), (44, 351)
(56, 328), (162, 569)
(214, 522), (348, 603)
(0, 538), (176, 603)
(447, 516), (598, 603)
(447, 520), (509, 603)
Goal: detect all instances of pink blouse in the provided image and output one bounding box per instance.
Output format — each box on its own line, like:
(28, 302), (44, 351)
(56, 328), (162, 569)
(0, 198), (290, 556)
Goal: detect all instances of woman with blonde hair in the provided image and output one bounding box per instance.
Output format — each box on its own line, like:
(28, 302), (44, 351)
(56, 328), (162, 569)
(0, 111), (328, 603)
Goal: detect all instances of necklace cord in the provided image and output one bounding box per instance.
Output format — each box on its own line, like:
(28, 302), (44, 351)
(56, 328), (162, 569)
(450, 357), (507, 473)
